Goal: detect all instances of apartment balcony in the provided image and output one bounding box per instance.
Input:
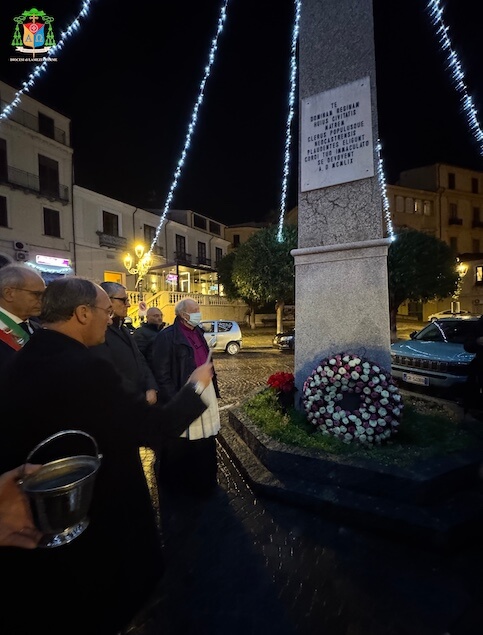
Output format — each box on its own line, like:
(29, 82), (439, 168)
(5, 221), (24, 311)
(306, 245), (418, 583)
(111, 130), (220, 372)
(0, 165), (69, 202)
(174, 251), (192, 265)
(96, 231), (128, 249)
(472, 220), (483, 228)
(197, 256), (212, 267)
(0, 99), (68, 146)
(448, 217), (463, 225)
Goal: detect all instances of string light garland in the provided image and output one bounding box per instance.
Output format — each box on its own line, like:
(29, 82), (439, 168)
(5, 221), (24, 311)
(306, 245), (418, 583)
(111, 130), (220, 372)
(149, 0), (231, 256)
(376, 139), (395, 241)
(0, 1), (93, 122)
(276, 0), (301, 243)
(427, 0), (483, 154)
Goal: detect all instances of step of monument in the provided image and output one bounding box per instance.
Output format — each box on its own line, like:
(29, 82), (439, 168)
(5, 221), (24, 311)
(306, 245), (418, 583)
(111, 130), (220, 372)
(219, 414), (483, 550)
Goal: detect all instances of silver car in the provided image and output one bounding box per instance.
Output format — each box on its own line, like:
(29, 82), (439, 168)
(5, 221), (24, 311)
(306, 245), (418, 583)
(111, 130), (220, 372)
(200, 320), (243, 355)
(390, 317), (477, 391)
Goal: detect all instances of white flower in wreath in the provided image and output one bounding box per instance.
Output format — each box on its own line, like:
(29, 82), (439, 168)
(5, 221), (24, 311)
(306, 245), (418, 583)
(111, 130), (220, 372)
(302, 352), (403, 446)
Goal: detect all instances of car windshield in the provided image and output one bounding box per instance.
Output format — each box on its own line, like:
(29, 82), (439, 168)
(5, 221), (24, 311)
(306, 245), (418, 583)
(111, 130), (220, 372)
(413, 320), (476, 344)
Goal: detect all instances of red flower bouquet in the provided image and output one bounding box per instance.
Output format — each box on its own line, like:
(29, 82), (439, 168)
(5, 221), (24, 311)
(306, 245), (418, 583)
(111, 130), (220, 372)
(267, 372), (295, 393)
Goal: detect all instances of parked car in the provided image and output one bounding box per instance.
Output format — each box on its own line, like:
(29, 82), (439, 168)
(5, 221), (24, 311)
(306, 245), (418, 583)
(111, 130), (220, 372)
(272, 328), (295, 351)
(200, 320), (242, 355)
(427, 309), (475, 321)
(390, 317), (478, 391)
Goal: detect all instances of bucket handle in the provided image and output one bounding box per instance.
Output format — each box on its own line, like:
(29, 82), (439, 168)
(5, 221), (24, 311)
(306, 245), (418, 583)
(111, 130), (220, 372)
(21, 430), (102, 481)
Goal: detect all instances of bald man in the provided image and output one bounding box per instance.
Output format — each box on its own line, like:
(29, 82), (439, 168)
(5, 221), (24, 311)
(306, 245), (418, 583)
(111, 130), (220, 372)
(133, 306), (166, 369)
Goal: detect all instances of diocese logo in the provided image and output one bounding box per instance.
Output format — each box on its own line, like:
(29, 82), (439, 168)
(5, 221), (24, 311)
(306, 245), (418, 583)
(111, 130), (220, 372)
(11, 7), (56, 58)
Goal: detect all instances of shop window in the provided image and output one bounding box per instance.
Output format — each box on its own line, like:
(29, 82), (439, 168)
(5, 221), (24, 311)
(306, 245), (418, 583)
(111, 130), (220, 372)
(476, 266), (483, 285)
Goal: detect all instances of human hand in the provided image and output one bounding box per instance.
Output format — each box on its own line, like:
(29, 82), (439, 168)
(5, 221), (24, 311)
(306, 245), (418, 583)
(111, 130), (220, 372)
(146, 389), (158, 405)
(188, 361), (214, 392)
(0, 464), (43, 549)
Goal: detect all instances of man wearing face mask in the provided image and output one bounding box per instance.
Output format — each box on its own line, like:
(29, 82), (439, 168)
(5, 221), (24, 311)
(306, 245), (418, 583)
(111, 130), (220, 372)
(151, 298), (221, 497)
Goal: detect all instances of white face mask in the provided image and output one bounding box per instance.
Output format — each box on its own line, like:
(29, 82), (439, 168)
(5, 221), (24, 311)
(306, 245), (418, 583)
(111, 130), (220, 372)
(186, 312), (202, 327)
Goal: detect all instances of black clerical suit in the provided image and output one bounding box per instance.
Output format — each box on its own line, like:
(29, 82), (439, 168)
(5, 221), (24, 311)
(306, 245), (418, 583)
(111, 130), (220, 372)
(0, 328), (206, 635)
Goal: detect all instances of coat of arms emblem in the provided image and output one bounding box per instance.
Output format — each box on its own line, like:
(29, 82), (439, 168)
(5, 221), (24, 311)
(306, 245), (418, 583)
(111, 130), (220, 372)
(12, 7), (56, 58)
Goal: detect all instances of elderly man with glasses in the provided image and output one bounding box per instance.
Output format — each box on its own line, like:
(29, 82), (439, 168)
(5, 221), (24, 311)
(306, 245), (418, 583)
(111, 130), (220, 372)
(0, 263), (46, 371)
(0, 276), (213, 635)
(90, 281), (159, 404)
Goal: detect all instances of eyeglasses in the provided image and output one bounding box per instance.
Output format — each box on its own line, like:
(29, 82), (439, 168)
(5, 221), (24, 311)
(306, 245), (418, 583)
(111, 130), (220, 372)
(11, 287), (44, 299)
(89, 305), (114, 318)
(111, 296), (130, 305)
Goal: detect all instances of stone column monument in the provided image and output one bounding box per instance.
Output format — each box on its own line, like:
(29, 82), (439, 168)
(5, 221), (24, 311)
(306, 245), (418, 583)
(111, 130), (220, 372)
(292, 0), (391, 394)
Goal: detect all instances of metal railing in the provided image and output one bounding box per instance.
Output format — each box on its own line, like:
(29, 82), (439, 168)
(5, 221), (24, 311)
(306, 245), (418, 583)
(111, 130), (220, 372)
(126, 290), (246, 328)
(0, 99), (68, 146)
(173, 251), (192, 264)
(96, 231), (128, 249)
(0, 165), (69, 202)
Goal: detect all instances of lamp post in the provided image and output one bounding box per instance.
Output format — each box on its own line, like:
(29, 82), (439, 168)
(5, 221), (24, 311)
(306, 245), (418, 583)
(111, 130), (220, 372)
(123, 243), (153, 295)
(452, 259), (469, 310)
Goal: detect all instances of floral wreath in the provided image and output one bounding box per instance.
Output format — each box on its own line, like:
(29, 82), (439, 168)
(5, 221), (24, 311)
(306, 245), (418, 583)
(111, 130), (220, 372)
(302, 353), (403, 445)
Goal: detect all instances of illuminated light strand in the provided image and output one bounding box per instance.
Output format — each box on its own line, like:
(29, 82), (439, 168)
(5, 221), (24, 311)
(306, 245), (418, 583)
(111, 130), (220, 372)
(277, 0), (301, 243)
(376, 139), (395, 241)
(427, 0), (483, 154)
(149, 0), (231, 255)
(0, 1), (93, 122)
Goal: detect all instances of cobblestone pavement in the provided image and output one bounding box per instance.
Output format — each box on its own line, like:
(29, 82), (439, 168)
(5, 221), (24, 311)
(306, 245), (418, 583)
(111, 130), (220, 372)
(214, 348), (294, 410)
(128, 331), (483, 635)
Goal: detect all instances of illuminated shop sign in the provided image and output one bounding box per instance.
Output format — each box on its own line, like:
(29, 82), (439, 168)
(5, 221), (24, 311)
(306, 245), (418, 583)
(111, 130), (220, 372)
(36, 255), (71, 267)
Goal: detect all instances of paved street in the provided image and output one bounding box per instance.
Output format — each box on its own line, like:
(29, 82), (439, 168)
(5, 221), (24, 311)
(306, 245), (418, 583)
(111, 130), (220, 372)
(130, 327), (483, 635)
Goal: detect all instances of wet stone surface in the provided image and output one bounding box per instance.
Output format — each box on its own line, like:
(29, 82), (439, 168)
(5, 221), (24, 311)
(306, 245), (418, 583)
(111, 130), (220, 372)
(129, 345), (483, 635)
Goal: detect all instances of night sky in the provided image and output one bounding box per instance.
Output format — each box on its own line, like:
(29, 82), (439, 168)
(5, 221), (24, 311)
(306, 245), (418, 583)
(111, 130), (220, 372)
(1, 0), (483, 226)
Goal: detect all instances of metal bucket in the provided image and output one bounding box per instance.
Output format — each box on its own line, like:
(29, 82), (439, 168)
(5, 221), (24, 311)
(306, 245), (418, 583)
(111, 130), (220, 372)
(19, 430), (102, 549)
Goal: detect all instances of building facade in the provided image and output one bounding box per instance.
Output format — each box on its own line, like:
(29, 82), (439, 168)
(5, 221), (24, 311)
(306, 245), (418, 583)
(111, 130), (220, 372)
(388, 163), (483, 319)
(0, 80), (239, 325)
(0, 79), (75, 280)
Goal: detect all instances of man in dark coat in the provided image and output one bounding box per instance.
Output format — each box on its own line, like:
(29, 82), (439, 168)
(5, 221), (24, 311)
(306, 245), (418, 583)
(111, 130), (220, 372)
(0, 263), (45, 371)
(91, 281), (158, 404)
(0, 277), (213, 635)
(133, 306), (166, 370)
(152, 298), (221, 496)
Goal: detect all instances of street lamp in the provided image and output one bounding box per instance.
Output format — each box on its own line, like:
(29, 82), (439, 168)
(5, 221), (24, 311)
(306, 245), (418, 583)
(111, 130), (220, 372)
(123, 243), (153, 293)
